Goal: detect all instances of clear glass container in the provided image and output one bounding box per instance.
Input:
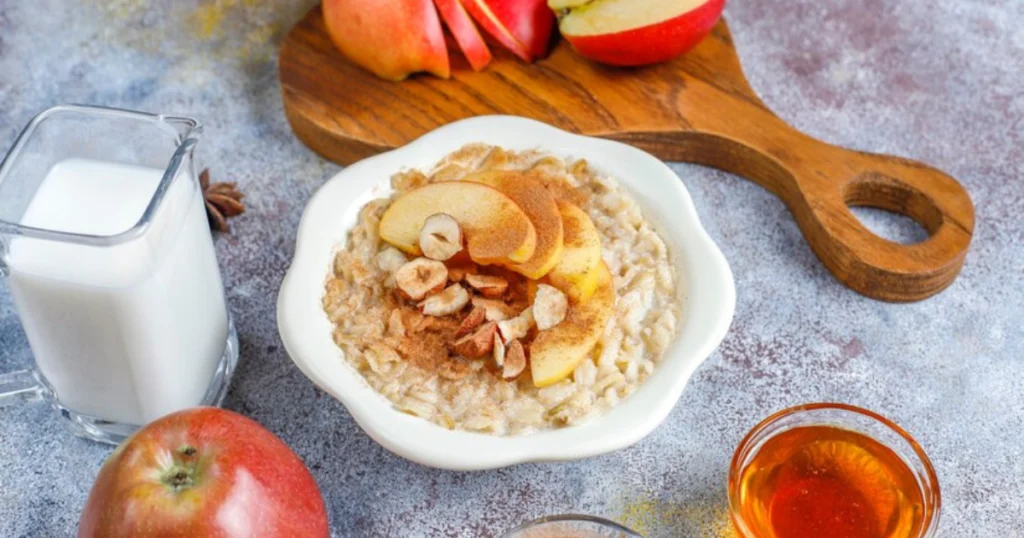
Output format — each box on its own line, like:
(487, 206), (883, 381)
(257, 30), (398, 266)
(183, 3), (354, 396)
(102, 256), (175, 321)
(728, 403), (941, 538)
(0, 105), (238, 443)
(502, 515), (642, 538)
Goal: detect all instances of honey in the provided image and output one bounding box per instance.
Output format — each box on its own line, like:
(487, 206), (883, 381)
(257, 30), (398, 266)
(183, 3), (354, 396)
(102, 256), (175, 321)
(733, 425), (927, 538)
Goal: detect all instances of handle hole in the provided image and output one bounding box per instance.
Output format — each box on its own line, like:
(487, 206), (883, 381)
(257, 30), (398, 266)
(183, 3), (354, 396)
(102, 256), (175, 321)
(848, 207), (929, 245)
(843, 172), (944, 245)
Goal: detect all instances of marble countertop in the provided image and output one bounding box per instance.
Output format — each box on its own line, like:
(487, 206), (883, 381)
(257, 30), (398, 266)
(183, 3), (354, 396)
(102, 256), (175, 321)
(1, 0), (1022, 536)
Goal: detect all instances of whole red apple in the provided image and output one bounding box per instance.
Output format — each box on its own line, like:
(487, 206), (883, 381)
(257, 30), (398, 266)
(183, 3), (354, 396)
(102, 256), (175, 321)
(78, 408), (329, 538)
(323, 0), (450, 81)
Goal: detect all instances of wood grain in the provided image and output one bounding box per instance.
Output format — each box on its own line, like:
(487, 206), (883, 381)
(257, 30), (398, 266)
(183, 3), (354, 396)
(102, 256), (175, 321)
(279, 6), (974, 302)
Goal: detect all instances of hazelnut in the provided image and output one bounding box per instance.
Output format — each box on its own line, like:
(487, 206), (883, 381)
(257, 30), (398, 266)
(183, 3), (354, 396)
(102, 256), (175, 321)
(502, 340), (527, 380)
(419, 213), (463, 261)
(464, 273), (509, 298)
(455, 306), (487, 338)
(395, 258), (448, 301)
(452, 321), (498, 359)
(419, 284), (470, 317)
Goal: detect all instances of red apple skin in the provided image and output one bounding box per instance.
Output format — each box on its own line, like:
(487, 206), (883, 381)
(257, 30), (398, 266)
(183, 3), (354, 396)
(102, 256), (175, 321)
(78, 408), (329, 538)
(562, 0), (726, 67)
(461, 0), (534, 62)
(482, 0), (555, 59)
(323, 0), (450, 81)
(435, 0), (493, 71)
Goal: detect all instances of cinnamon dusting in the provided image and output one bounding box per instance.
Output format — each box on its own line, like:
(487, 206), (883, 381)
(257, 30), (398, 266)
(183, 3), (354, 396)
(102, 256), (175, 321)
(384, 264), (534, 377)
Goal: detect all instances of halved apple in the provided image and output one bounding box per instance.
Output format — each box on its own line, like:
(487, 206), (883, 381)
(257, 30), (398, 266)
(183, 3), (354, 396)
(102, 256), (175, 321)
(434, 0), (493, 71)
(557, 0), (726, 66)
(547, 201), (603, 302)
(379, 182), (537, 264)
(461, 0), (555, 61)
(530, 261), (614, 387)
(465, 171), (564, 279)
(323, 0), (450, 81)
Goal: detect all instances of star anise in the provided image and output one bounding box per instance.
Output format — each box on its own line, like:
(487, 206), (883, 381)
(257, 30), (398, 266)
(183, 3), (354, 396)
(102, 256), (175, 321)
(200, 168), (245, 233)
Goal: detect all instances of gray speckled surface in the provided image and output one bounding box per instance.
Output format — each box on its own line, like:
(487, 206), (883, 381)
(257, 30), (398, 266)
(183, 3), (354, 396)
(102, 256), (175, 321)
(1, 0), (1022, 536)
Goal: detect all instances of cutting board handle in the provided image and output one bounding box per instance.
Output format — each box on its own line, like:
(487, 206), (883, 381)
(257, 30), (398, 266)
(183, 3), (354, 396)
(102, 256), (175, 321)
(703, 116), (975, 302)
(809, 143), (974, 301)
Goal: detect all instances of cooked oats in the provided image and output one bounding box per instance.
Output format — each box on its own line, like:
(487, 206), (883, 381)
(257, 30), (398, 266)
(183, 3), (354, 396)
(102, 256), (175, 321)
(322, 145), (681, 435)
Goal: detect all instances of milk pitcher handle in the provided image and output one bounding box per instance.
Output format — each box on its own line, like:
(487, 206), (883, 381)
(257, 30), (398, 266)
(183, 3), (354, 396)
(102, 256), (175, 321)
(0, 368), (47, 407)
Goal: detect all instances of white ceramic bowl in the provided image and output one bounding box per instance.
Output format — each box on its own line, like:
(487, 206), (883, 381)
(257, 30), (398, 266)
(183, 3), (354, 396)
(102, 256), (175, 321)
(277, 116), (735, 470)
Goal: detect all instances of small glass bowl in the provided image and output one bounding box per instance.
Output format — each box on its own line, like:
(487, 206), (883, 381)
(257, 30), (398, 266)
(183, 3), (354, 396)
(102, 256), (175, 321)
(502, 514), (642, 538)
(728, 403), (941, 538)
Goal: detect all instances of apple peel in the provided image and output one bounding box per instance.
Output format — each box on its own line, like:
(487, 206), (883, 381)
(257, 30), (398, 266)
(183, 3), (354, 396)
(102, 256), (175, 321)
(323, 0), (451, 80)
(559, 0), (726, 66)
(434, 0), (493, 71)
(460, 0), (535, 62)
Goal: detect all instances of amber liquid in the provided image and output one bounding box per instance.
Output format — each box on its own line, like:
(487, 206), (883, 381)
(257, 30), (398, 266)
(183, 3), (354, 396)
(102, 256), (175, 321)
(735, 426), (927, 538)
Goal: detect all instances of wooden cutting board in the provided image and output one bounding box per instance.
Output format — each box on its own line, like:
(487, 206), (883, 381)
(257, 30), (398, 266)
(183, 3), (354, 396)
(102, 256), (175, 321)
(279, 6), (974, 302)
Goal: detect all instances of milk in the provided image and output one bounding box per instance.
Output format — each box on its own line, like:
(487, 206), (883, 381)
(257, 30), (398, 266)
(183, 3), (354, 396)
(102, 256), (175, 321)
(5, 158), (228, 425)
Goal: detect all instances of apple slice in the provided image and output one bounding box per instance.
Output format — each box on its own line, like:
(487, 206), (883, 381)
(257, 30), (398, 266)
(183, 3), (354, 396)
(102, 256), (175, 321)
(434, 0), (493, 71)
(323, 0), (450, 81)
(530, 261), (614, 387)
(558, 0), (726, 66)
(461, 0), (554, 61)
(548, 0), (591, 9)
(465, 171), (564, 279)
(547, 201), (603, 302)
(379, 182), (537, 264)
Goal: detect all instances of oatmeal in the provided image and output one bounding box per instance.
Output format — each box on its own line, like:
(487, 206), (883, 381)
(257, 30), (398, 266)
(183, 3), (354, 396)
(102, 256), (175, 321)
(322, 145), (681, 435)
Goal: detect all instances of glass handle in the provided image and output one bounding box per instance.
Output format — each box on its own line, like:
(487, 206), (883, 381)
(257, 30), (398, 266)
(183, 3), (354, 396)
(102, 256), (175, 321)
(0, 369), (47, 407)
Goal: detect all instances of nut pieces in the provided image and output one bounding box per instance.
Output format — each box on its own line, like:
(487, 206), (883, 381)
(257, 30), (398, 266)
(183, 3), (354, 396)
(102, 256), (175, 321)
(497, 306), (534, 343)
(447, 263), (477, 282)
(452, 321), (497, 359)
(492, 332), (505, 367)
(471, 297), (514, 321)
(533, 284), (568, 330)
(395, 258), (448, 300)
(391, 211), (578, 383)
(455, 306), (487, 337)
(464, 273), (509, 298)
(419, 213), (463, 261)
(376, 247), (408, 274)
(420, 284), (470, 317)
(502, 340), (527, 379)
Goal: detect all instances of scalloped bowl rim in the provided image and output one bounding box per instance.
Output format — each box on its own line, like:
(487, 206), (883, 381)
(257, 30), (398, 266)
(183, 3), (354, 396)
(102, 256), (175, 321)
(277, 116), (735, 470)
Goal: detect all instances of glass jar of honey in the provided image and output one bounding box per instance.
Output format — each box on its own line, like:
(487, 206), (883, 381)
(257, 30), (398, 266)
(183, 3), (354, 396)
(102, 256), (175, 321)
(729, 403), (940, 538)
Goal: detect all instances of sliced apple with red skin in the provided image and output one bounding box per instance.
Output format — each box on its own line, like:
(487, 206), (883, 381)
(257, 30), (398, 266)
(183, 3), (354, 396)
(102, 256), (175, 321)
(461, 0), (555, 61)
(434, 0), (493, 71)
(323, 0), (450, 81)
(558, 0), (726, 67)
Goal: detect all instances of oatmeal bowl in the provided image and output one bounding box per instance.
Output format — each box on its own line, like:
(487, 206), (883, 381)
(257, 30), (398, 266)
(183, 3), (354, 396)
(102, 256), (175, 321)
(277, 116), (734, 470)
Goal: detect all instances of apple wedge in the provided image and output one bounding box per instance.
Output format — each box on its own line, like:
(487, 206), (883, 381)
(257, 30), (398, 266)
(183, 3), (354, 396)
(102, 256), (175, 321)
(547, 201), (603, 302)
(558, 0), (726, 66)
(434, 0), (493, 71)
(461, 0), (554, 61)
(548, 0), (591, 9)
(323, 0), (450, 81)
(465, 171), (564, 279)
(530, 261), (614, 387)
(379, 182), (537, 264)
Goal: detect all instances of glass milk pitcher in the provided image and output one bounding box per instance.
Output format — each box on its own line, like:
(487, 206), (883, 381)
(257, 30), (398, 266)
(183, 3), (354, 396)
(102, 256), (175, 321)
(0, 105), (238, 443)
